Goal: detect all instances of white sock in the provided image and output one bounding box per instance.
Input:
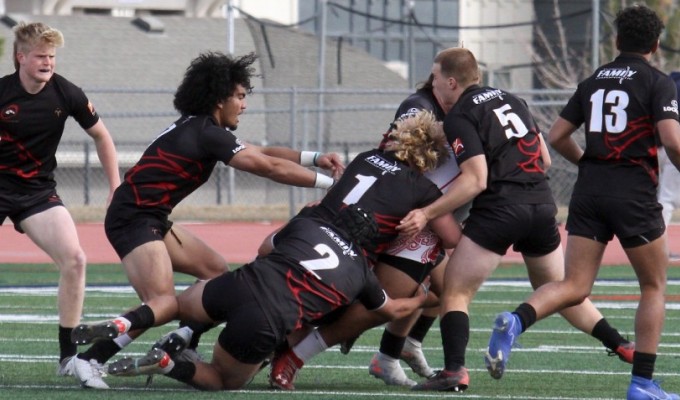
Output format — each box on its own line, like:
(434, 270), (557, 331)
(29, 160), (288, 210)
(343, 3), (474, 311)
(113, 333), (133, 348)
(376, 351), (398, 363)
(292, 329), (328, 362)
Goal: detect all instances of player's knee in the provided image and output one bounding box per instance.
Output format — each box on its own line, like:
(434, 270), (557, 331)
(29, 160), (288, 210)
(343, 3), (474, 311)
(58, 248), (87, 277)
(562, 281), (590, 306)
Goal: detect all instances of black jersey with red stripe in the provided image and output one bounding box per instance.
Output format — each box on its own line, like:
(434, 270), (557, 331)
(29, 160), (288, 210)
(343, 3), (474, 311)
(303, 148), (442, 256)
(444, 85), (553, 208)
(241, 216), (386, 334)
(0, 72), (99, 191)
(110, 115), (243, 219)
(560, 54), (679, 200)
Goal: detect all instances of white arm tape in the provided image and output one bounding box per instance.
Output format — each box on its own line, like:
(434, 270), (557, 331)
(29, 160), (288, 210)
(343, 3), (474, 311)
(300, 151), (320, 167)
(314, 172), (335, 189)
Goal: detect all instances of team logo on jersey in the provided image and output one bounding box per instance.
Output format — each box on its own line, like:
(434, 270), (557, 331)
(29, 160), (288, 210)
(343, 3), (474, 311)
(232, 137), (246, 154)
(596, 67), (636, 84)
(0, 104), (18, 120)
(320, 226), (359, 258)
(664, 100), (679, 114)
(395, 107), (420, 122)
(472, 89), (504, 104)
(365, 154), (401, 175)
(451, 138), (465, 157)
(54, 108), (63, 117)
(87, 101), (96, 116)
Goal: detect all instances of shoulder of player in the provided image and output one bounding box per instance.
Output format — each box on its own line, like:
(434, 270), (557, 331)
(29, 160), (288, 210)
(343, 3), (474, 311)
(49, 73), (81, 90)
(400, 90), (437, 111)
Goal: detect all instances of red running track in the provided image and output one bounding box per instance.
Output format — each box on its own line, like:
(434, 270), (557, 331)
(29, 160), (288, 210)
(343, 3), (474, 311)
(1, 222), (680, 266)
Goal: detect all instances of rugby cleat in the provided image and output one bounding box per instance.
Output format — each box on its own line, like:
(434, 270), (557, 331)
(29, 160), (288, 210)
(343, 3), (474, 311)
(269, 348), (304, 390)
(71, 320), (126, 345)
(411, 367), (469, 392)
(72, 356), (109, 389)
(108, 348), (174, 376)
(368, 352), (416, 387)
(484, 311), (521, 379)
(627, 376), (679, 400)
(608, 341), (635, 364)
(400, 337), (436, 378)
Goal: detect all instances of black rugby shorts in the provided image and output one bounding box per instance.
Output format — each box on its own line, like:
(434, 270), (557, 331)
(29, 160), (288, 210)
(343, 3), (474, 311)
(203, 269), (279, 364)
(566, 195), (664, 248)
(0, 186), (64, 233)
(463, 203), (561, 256)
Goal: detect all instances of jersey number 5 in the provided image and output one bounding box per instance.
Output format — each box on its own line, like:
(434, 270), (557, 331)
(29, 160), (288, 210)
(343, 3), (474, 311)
(493, 104), (529, 139)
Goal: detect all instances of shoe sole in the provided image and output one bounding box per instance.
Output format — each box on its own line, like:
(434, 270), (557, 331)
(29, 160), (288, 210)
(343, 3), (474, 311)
(485, 313), (514, 380)
(152, 333), (188, 357)
(71, 322), (118, 345)
(411, 379), (468, 392)
(108, 349), (170, 376)
(368, 368), (416, 387)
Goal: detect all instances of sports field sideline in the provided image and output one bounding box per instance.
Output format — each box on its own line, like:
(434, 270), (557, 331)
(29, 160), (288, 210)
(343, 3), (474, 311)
(4, 221), (680, 265)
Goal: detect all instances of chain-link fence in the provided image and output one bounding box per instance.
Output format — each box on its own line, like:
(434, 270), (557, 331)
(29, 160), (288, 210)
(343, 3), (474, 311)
(56, 87), (578, 221)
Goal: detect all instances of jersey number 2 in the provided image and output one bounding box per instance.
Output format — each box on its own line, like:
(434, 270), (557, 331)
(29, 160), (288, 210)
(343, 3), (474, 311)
(299, 243), (340, 279)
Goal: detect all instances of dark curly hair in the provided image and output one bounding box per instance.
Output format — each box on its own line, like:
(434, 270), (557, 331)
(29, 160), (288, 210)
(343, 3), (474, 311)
(615, 4), (664, 54)
(173, 52), (257, 116)
(333, 204), (379, 250)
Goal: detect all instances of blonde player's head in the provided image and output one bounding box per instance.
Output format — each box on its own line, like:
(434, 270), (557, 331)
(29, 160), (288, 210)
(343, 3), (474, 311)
(385, 110), (449, 173)
(13, 22), (64, 71)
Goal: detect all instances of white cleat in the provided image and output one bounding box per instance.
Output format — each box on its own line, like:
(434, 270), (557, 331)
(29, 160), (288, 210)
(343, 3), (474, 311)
(368, 352), (416, 387)
(400, 337), (436, 378)
(72, 356), (109, 389)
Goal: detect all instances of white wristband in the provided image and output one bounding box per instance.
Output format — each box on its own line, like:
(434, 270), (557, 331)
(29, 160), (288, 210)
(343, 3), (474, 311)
(313, 172), (335, 189)
(300, 151), (320, 167)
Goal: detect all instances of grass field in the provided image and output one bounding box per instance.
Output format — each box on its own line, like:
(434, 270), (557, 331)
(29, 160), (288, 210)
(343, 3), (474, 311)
(1, 263), (679, 399)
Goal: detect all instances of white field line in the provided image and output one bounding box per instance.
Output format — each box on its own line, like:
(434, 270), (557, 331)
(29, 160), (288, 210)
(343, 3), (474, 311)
(0, 384), (625, 400)
(1, 278), (677, 400)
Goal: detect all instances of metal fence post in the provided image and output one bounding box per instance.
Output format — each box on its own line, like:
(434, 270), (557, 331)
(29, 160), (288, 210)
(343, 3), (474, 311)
(288, 87), (298, 218)
(84, 141), (90, 205)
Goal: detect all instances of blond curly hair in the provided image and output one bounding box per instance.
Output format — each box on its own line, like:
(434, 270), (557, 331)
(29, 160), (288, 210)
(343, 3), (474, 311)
(385, 110), (449, 173)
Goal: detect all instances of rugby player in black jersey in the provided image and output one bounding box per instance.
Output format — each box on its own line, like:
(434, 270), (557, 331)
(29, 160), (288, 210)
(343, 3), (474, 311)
(489, 5), (680, 399)
(265, 109), (462, 389)
(396, 47), (634, 392)
(69, 51), (344, 389)
(69, 205), (433, 390)
(0, 22), (121, 378)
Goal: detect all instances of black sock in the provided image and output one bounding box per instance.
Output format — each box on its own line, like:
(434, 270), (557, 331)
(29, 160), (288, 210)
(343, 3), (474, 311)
(180, 320), (215, 350)
(513, 303), (537, 332)
(166, 360), (197, 383)
(379, 329), (406, 359)
(591, 318), (627, 350)
(121, 304), (155, 331)
(408, 315), (436, 343)
(440, 311), (469, 371)
(632, 351), (656, 380)
(78, 340), (122, 364)
(59, 325), (77, 362)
